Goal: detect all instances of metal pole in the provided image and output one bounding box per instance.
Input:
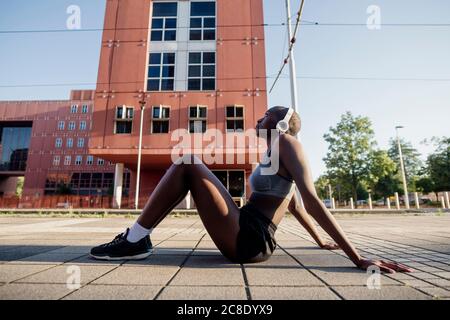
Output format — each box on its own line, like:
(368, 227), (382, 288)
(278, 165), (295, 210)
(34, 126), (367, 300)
(396, 126), (410, 209)
(286, 0), (307, 206)
(135, 102), (146, 210)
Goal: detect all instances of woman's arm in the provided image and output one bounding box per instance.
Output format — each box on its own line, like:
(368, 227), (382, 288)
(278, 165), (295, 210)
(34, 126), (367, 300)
(278, 135), (412, 273)
(288, 191), (339, 250)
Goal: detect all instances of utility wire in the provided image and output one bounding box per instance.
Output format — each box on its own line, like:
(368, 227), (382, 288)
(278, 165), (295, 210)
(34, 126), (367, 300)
(269, 0), (305, 93)
(2, 22), (450, 34)
(3, 75), (450, 90)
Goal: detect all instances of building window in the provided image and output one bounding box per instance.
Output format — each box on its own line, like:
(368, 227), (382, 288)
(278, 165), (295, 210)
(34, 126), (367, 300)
(68, 121), (76, 131)
(79, 121), (87, 130)
(71, 105), (78, 113)
(188, 52), (215, 91)
(55, 138), (63, 148)
(190, 2), (216, 41)
(53, 156), (60, 166)
(147, 53), (175, 91)
(97, 158), (105, 165)
(151, 2), (178, 42)
(212, 170), (245, 198)
(86, 155), (94, 165)
(58, 121), (65, 130)
(64, 156), (71, 166)
(226, 105), (244, 132)
(81, 105), (88, 113)
(77, 138), (85, 148)
(114, 106), (134, 134)
(75, 155), (82, 166)
(152, 106), (170, 134)
(67, 138), (73, 148)
(189, 105), (207, 133)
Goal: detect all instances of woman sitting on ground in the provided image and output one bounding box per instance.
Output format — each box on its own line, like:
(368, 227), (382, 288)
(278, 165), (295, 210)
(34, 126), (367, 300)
(91, 106), (412, 273)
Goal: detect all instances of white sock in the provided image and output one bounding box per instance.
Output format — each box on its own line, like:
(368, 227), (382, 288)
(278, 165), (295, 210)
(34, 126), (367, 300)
(126, 222), (152, 243)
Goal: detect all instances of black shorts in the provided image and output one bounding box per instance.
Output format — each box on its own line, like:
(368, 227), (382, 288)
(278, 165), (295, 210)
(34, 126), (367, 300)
(234, 201), (277, 264)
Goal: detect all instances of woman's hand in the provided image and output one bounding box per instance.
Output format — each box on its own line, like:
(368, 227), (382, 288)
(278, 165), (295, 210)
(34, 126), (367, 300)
(320, 242), (340, 250)
(357, 259), (414, 273)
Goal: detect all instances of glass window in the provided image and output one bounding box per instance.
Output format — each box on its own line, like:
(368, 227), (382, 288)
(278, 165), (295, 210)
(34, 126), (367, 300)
(82, 105), (88, 113)
(53, 156), (60, 166)
(77, 138), (84, 148)
(67, 138), (73, 148)
(64, 156), (71, 166)
(191, 2), (215, 16)
(58, 121), (65, 130)
(151, 3), (177, 41)
(75, 155), (82, 165)
(80, 121), (87, 130)
(147, 53), (175, 91)
(68, 121), (76, 131)
(55, 138), (62, 148)
(226, 106), (245, 132)
(153, 2), (177, 17)
(188, 52), (215, 91)
(189, 105), (207, 133)
(71, 105), (78, 113)
(86, 155), (94, 165)
(190, 2), (216, 41)
(97, 158), (105, 165)
(152, 106), (170, 134)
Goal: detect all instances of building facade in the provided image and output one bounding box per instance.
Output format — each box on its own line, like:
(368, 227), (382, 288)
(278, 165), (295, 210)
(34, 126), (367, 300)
(89, 0), (268, 208)
(0, 90), (130, 200)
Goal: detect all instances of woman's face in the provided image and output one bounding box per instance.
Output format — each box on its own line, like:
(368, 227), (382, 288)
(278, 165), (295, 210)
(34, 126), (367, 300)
(256, 110), (277, 137)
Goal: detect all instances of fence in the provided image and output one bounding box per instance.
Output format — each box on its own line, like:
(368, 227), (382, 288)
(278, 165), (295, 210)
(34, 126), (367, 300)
(0, 195), (147, 210)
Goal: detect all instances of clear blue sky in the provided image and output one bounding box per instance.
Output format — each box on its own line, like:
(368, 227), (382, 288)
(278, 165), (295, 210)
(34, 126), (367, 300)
(1, 0), (449, 179)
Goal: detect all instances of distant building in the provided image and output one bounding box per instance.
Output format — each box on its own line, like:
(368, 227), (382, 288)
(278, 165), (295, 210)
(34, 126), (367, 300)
(0, 90), (130, 198)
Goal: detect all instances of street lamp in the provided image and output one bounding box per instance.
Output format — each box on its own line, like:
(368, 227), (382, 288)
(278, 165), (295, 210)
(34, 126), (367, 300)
(395, 126), (410, 209)
(135, 95), (148, 210)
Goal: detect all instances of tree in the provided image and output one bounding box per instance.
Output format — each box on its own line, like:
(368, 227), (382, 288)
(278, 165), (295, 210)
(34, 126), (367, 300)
(323, 112), (376, 206)
(314, 175), (330, 199)
(426, 137), (450, 195)
(15, 177), (24, 197)
(388, 138), (423, 191)
(367, 149), (399, 200)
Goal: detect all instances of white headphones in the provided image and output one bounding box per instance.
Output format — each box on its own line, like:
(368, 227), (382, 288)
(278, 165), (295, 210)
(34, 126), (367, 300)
(276, 108), (294, 133)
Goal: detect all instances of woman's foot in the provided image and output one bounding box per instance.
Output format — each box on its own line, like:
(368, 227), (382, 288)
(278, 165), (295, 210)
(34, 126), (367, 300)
(90, 229), (153, 261)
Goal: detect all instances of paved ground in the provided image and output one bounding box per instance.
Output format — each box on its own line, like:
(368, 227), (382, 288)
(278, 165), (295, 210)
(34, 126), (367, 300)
(0, 214), (449, 300)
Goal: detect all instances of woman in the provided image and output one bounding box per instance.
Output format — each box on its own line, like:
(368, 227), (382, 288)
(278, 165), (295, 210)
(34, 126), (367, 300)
(91, 106), (412, 273)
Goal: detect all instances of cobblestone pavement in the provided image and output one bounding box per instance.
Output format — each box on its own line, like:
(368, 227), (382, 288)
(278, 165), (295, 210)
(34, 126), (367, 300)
(0, 214), (449, 300)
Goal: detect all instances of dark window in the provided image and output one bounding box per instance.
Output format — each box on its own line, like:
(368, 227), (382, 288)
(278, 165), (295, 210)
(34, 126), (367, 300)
(116, 122), (132, 134)
(191, 2), (216, 16)
(153, 2), (178, 17)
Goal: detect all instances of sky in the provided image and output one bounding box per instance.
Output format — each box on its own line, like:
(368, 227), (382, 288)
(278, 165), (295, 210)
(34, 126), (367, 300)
(0, 0), (449, 179)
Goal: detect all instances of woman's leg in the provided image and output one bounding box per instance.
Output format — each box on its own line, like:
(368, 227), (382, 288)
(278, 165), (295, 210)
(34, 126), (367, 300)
(137, 155), (241, 260)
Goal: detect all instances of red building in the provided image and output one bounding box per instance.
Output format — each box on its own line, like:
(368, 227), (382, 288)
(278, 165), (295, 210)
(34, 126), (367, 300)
(0, 90), (130, 202)
(89, 0), (268, 208)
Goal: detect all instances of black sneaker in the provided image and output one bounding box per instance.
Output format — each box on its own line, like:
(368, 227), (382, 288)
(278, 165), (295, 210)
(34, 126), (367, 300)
(90, 228), (153, 261)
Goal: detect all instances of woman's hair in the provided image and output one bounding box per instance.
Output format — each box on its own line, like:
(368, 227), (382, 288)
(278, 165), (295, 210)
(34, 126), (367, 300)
(269, 106), (301, 136)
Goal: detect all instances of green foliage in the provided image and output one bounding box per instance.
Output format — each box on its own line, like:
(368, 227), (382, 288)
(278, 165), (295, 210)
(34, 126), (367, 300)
(388, 138), (423, 191)
(15, 177), (24, 197)
(323, 112), (376, 205)
(425, 137), (450, 193)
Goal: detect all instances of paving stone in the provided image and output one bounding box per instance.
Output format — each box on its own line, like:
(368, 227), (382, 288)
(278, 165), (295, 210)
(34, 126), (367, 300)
(0, 283), (73, 300)
(124, 254), (187, 267)
(250, 286), (340, 300)
(293, 253), (354, 268)
(158, 286), (247, 300)
(171, 267), (244, 286)
(16, 265), (115, 284)
(0, 264), (56, 283)
(8, 252), (86, 265)
(63, 285), (162, 300)
(417, 287), (450, 298)
(245, 267), (323, 287)
(92, 266), (179, 285)
(309, 267), (401, 286)
(332, 285), (432, 300)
